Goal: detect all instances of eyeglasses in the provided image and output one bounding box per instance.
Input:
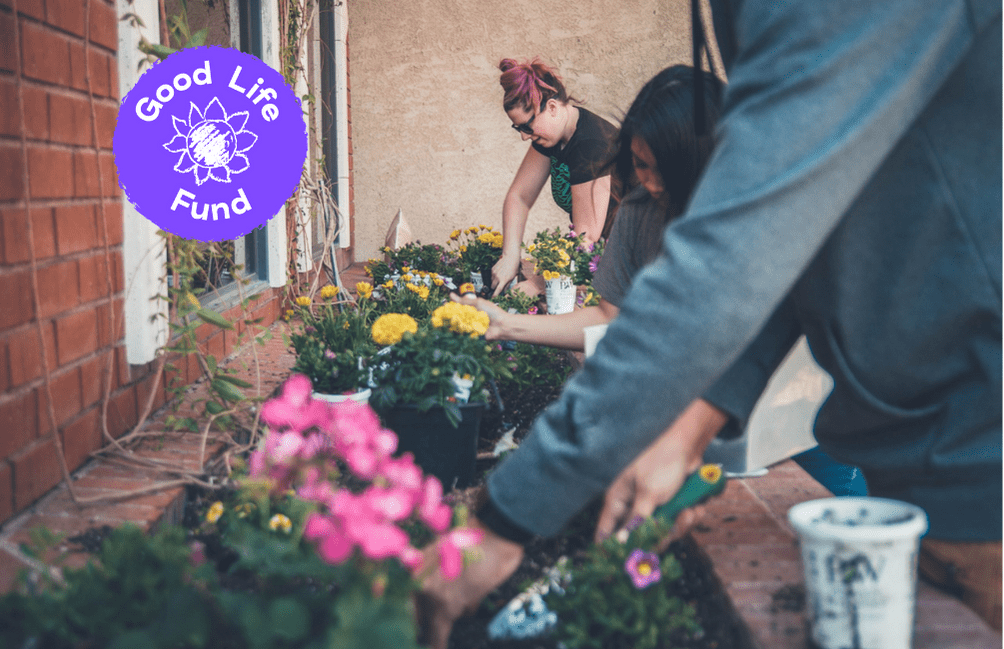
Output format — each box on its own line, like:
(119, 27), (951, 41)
(511, 112), (537, 135)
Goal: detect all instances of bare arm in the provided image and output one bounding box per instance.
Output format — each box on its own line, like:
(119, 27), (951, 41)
(454, 293), (619, 351)
(493, 147), (551, 296)
(570, 174), (611, 243)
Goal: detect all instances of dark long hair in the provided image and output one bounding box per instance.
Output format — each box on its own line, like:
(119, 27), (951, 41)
(612, 65), (724, 217)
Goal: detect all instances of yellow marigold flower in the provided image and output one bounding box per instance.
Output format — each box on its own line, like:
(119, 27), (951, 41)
(383, 280), (394, 289)
(401, 273), (413, 282)
(479, 224), (489, 230)
(459, 244), (467, 253)
(206, 501), (224, 523)
(699, 464), (723, 484)
(185, 292), (200, 308)
(269, 513), (293, 534)
(295, 296), (311, 307)
(433, 277), (444, 286)
(527, 243), (536, 253)
(450, 229), (461, 240)
(459, 282), (476, 295)
(477, 232), (494, 245)
(372, 313), (418, 346)
(417, 285), (430, 299)
(320, 284), (338, 300)
(402, 266), (411, 273)
(355, 282), (373, 299)
(431, 302), (489, 336)
(491, 234), (504, 248)
(283, 309), (294, 321)
(406, 283), (421, 294)
(467, 226), (478, 234)
(542, 270), (560, 281)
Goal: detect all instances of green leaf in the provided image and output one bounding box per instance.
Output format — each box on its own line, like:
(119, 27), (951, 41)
(211, 379), (245, 402)
(187, 27), (208, 47)
(195, 308), (234, 330)
(205, 401), (226, 415)
(215, 374), (253, 389)
(139, 42), (177, 59)
(268, 597), (310, 641)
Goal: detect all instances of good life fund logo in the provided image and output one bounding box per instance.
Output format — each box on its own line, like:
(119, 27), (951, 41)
(114, 46), (307, 242)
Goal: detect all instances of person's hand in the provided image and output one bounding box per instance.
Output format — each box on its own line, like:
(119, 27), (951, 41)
(450, 292), (508, 341)
(491, 254), (521, 297)
(594, 399), (728, 546)
(416, 518), (525, 649)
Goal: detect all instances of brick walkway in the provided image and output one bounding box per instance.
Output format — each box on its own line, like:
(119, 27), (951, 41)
(0, 263), (998, 648)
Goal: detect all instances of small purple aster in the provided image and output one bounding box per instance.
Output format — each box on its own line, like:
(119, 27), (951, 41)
(324, 349), (337, 360)
(589, 255), (601, 274)
(625, 548), (662, 589)
(304, 326), (316, 334)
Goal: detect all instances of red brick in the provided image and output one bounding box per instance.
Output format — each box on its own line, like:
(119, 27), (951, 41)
(36, 257), (79, 318)
(95, 199), (122, 245)
(0, 144), (24, 201)
(49, 90), (92, 146)
(0, 547), (24, 593)
(206, 331), (224, 365)
(114, 343), (130, 387)
(108, 48), (118, 98)
(0, 78), (47, 139)
(47, 0), (85, 38)
(2, 206), (56, 263)
(0, 389), (37, 458)
(106, 385), (136, 438)
(0, 339), (8, 393)
(134, 370), (166, 418)
(95, 296), (122, 346)
(0, 271), (33, 328)
(0, 461), (11, 525)
(87, 0), (115, 51)
(100, 149), (118, 196)
(78, 252), (109, 303)
(55, 307), (98, 364)
(80, 349), (118, 408)
(67, 38), (86, 92)
(94, 98), (115, 148)
(27, 145), (74, 199)
(11, 0), (45, 21)
(72, 149), (98, 197)
(54, 202), (97, 254)
(36, 367), (80, 435)
(20, 20), (71, 86)
(61, 406), (100, 472)
(0, 12), (13, 73)
(90, 49), (112, 98)
(185, 350), (203, 384)
(6, 321), (57, 386)
(11, 437), (62, 511)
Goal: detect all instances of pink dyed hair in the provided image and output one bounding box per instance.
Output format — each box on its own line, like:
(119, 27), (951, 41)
(498, 57), (578, 112)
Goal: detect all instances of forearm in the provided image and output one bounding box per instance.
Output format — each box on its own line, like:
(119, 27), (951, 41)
(493, 305), (612, 351)
(571, 176), (610, 242)
(500, 191), (531, 260)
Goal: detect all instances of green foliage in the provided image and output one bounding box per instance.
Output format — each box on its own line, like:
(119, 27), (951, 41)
(370, 325), (505, 427)
(367, 242), (463, 287)
(365, 273), (453, 321)
(492, 341), (572, 394)
(491, 287), (541, 315)
(289, 299), (376, 395)
(449, 226), (503, 276)
(546, 517), (703, 649)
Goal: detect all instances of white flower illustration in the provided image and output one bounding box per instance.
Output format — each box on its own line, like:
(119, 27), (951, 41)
(163, 97), (257, 185)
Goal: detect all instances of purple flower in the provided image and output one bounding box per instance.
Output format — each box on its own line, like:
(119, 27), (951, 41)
(589, 255), (601, 274)
(527, 306), (538, 315)
(625, 548), (662, 589)
(324, 349), (337, 360)
(305, 326), (316, 334)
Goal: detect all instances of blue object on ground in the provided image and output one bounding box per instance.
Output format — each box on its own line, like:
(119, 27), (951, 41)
(792, 446), (868, 496)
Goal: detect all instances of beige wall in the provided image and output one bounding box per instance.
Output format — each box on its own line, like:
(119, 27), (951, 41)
(346, 0), (700, 262)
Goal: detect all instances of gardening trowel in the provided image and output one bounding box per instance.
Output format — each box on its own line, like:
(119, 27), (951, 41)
(486, 464), (728, 640)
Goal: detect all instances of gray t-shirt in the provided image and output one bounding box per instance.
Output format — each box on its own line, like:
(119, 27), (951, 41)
(592, 186), (669, 307)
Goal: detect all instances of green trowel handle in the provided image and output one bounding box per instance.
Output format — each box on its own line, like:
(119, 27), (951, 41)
(653, 465), (726, 526)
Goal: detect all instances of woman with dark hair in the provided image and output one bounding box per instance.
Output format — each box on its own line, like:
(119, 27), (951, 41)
(460, 65), (723, 348)
(491, 58), (620, 297)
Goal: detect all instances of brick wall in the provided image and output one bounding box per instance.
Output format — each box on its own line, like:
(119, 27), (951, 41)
(0, 1), (286, 527)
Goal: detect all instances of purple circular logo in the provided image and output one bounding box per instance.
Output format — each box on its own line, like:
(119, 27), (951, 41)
(114, 46), (307, 242)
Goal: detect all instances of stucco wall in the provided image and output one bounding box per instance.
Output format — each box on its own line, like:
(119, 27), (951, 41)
(347, 0), (701, 261)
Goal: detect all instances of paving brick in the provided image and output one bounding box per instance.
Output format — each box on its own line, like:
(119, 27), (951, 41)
(48, 90), (93, 146)
(36, 257), (79, 318)
(55, 307), (98, 364)
(134, 369), (166, 418)
(27, 145), (74, 199)
(2, 205), (56, 263)
(0, 389), (36, 459)
(10, 436), (62, 511)
(6, 320), (57, 387)
(37, 489), (162, 528)
(0, 143), (25, 202)
(60, 404), (99, 472)
(87, 0), (116, 51)
(47, 0), (85, 38)
(0, 460), (11, 524)
(20, 20), (71, 86)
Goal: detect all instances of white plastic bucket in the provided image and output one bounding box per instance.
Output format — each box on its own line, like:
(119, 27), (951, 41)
(787, 497), (928, 649)
(544, 275), (575, 315)
(312, 388), (372, 405)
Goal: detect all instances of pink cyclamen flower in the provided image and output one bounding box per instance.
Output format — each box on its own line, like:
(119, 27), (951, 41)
(418, 476), (453, 532)
(438, 527), (484, 581)
(625, 548), (662, 589)
(527, 306), (538, 315)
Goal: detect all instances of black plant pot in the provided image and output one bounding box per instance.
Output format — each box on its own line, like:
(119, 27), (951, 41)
(383, 402), (486, 490)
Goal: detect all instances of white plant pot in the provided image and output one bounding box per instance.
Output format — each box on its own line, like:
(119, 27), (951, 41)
(544, 275), (575, 315)
(312, 388), (372, 405)
(787, 497), (928, 649)
(469, 271), (485, 293)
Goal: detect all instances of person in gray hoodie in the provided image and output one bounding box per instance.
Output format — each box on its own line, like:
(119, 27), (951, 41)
(418, 1), (1001, 645)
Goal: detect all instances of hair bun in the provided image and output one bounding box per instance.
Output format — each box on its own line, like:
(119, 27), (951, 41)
(498, 58), (520, 73)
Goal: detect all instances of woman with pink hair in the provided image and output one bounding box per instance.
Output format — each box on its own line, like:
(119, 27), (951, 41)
(491, 58), (619, 297)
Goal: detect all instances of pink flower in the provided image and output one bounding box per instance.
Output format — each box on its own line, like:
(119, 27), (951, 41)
(419, 476), (452, 532)
(189, 540), (206, 567)
(399, 546), (424, 572)
(318, 528), (354, 564)
(624, 548), (662, 589)
(437, 527), (484, 581)
(380, 454), (424, 493)
(527, 306), (538, 315)
(356, 522), (410, 560)
(363, 485), (416, 522)
(324, 349), (337, 360)
(248, 450), (266, 477)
